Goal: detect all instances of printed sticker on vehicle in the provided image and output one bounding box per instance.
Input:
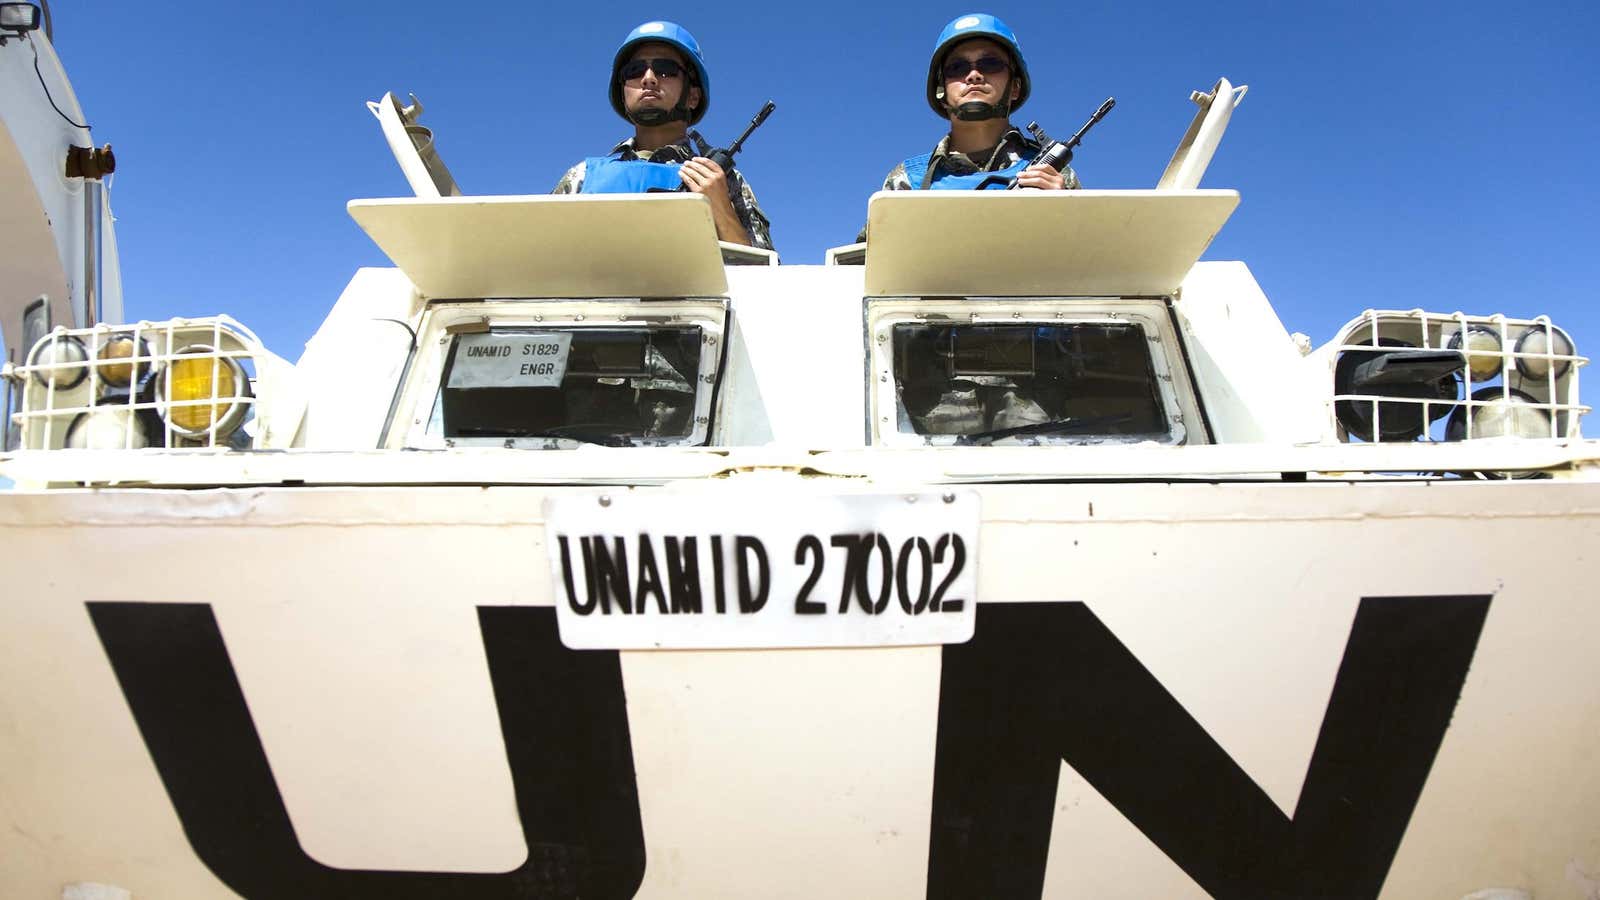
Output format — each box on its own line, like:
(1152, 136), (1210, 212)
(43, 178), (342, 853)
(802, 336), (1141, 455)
(448, 332), (572, 389)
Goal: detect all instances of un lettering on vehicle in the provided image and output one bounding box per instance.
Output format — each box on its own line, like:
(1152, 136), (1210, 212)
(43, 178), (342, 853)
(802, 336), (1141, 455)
(544, 491), (980, 649)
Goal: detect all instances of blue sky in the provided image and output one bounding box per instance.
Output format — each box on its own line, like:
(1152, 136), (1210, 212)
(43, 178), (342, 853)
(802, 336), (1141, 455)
(43, 1), (1600, 378)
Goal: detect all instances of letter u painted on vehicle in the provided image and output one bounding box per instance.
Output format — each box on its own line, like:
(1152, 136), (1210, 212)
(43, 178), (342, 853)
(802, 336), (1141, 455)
(88, 603), (645, 900)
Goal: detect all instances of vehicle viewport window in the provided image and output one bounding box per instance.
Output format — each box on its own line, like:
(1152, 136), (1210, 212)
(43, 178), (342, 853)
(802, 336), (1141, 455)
(437, 327), (703, 445)
(891, 322), (1168, 442)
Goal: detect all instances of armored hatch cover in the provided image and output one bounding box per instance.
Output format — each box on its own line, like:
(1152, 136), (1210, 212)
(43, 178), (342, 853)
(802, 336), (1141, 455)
(863, 189), (1239, 297)
(348, 194), (728, 300)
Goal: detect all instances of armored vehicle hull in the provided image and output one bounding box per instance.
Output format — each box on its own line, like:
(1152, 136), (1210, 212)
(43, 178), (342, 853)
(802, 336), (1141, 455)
(4, 20), (1599, 900)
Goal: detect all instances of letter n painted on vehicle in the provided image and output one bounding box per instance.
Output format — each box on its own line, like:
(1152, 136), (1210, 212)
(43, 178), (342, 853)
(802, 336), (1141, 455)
(926, 596), (1492, 899)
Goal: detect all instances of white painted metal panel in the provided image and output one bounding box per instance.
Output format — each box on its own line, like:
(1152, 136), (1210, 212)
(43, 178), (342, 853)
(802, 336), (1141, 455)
(0, 481), (1596, 898)
(720, 265), (868, 448)
(0, 121), (68, 363)
(0, 39), (76, 362)
(292, 267), (420, 450)
(347, 195), (729, 300)
(4, 441), (1599, 489)
(862, 190), (1239, 297)
(366, 92), (461, 199)
(1174, 260), (1326, 443)
(0, 29), (122, 341)
(1157, 78), (1249, 191)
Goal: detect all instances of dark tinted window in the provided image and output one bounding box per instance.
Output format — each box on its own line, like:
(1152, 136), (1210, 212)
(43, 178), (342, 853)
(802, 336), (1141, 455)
(892, 322), (1167, 440)
(439, 327), (703, 444)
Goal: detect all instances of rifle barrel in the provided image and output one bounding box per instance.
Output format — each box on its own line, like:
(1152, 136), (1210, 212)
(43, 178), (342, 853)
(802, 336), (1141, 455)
(1065, 97), (1116, 150)
(727, 101), (776, 156)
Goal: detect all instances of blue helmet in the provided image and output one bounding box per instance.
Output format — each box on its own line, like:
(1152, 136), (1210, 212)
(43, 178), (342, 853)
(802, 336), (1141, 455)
(925, 13), (1030, 119)
(608, 21), (711, 126)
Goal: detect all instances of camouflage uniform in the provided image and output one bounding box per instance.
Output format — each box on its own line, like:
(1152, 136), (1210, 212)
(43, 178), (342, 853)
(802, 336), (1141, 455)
(878, 128), (1079, 191)
(552, 136), (773, 252)
(857, 128), (1079, 241)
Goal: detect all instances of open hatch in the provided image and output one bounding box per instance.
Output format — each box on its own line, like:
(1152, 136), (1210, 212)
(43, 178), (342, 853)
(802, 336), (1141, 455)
(349, 194), (731, 300)
(861, 189), (1238, 297)
(860, 190), (1231, 446)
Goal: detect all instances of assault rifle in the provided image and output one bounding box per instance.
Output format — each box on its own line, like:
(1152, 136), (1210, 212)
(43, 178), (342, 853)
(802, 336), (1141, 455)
(974, 97), (1115, 190)
(655, 101), (774, 203)
(691, 100), (776, 177)
(684, 101), (775, 254)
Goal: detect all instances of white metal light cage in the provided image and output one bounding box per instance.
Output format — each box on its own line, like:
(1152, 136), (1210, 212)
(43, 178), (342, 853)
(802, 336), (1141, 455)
(1325, 309), (1586, 444)
(5, 317), (267, 451)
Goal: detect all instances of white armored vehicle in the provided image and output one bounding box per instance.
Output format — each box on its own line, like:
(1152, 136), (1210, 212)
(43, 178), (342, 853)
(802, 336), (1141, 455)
(3, 10), (1598, 900)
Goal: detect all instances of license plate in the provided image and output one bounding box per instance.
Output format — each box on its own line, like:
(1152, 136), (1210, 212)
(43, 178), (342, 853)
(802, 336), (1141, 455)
(544, 490), (979, 649)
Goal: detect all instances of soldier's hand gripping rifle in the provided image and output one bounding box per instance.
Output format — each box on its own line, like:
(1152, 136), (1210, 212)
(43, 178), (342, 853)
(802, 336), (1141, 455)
(684, 100), (776, 191)
(973, 97), (1116, 190)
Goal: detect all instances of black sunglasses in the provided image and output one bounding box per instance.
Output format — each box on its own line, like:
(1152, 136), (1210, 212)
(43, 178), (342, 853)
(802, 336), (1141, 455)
(941, 55), (1010, 80)
(620, 58), (686, 82)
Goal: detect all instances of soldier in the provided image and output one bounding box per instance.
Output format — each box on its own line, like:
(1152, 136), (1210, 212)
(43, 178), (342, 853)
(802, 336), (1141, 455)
(875, 14), (1079, 193)
(552, 21), (772, 250)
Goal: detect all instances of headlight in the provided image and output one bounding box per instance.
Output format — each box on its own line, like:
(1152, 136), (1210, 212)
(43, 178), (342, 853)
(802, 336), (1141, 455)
(63, 406), (154, 450)
(1445, 387), (1561, 441)
(1446, 325), (1502, 382)
(1513, 324), (1574, 381)
(1445, 386), (1564, 478)
(27, 334), (89, 390)
(157, 346), (251, 438)
(95, 334), (152, 389)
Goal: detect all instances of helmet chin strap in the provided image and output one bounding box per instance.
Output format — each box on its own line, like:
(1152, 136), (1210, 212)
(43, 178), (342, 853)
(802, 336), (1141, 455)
(937, 82), (1011, 122)
(629, 92), (693, 127)
(954, 99), (1009, 121)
